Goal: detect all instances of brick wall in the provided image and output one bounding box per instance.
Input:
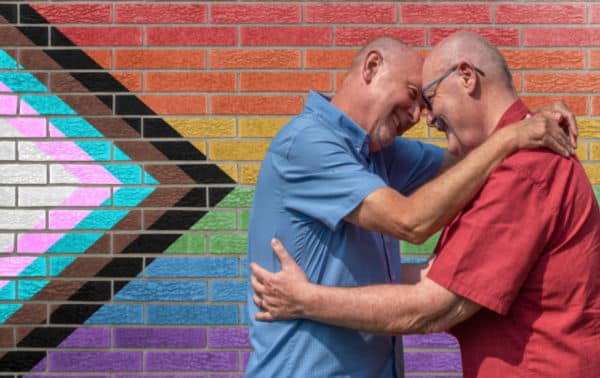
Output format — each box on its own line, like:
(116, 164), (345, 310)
(0, 1), (598, 377)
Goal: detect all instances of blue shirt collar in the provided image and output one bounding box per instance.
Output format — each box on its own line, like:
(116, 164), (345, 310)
(304, 91), (371, 159)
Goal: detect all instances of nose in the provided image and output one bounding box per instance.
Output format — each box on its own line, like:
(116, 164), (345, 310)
(409, 101), (421, 125)
(426, 112), (436, 127)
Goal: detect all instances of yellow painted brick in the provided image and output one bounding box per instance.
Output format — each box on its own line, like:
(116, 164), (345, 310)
(591, 143), (600, 161)
(191, 141), (206, 155)
(583, 164), (600, 184)
(239, 117), (291, 137)
(241, 164), (261, 184)
(429, 127), (447, 139)
(576, 143), (588, 161)
(578, 118), (600, 139)
(209, 141), (270, 161)
(218, 164), (238, 182)
(403, 119), (428, 139)
(165, 118), (236, 138)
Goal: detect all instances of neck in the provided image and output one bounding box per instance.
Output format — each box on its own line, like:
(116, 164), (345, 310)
(331, 81), (372, 133)
(481, 88), (519, 137)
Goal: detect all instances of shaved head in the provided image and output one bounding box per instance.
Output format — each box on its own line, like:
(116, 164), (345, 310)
(350, 36), (417, 72)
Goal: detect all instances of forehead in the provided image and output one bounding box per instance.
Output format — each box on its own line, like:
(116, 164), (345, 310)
(391, 52), (423, 87)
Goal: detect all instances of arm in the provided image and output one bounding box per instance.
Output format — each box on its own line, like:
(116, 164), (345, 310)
(251, 239), (480, 335)
(346, 112), (574, 244)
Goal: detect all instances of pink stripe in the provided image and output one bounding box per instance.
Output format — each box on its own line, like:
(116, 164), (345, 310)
(48, 123), (66, 137)
(35, 141), (94, 161)
(19, 100), (38, 115)
(3, 117), (46, 137)
(0, 82), (12, 92)
(17, 233), (64, 253)
(0, 280), (9, 291)
(0, 95), (18, 115)
(0, 256), (37, 277)
(62, 164), (121, 184)
(49, 210), (92, 230)
(60, 187), (111, 207)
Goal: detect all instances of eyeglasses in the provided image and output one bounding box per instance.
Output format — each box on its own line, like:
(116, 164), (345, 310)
(421, 64), (485, 112)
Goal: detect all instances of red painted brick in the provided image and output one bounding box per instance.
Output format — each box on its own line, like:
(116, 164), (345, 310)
(502, 50), (585, 70)
(112, 72), (142, 92)
(401, 5), (490, 24)
(211, 4), (300, 23)
(209, 49), (301, 69)
(56, 27), (142, 47)
(305, 49), (358, 69)
(430, 28), (519, 46)
(241, 72), (331, 92)
(211, 96), (303, 115)
(31, 4), (112, 24)
(496, 5), (585, 24)
(592, 97), (600, 115)
(116, 50), (205, 69)
(592, 6), (600, 24)
(525, 28), (600, 47)
(146, 72), (236, 92)
(84, 49), (112, 69)
(116, 4), (207, 24)
(589, 51), (600, 69)
(305, 4), (396, 23)
(241, 27), (331, 46)
(335, 27), (425, 46)
(147, 27), (236, 46)
(525, 73), (600, 93)
(140, 95), (207, 115)
(522, 96), (587, 116)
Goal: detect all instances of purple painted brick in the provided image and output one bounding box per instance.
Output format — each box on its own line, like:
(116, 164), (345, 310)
(114, 328), (207, 348)
(59, 327), (110, 348)
(208, 328), (250, 348)
(404, 351), (462, 372)
(145, 351), (238, 372)
(403, 333), (459, 348)
(211, 376), (243, 378)
(241, 351), (251, 371)
(24, 376), (109, 378)
(30, 358), (46, 372)
(48, 351), (142, 372)
(115, 376), (208, 378)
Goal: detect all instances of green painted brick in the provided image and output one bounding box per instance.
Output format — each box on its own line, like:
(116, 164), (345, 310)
(401, 232), (441, 255)
(192, 211), (236, 230)
(216, 188), (255, 208)
(165, 234), (206, 254)
(210, 234), (248, 255)
(239, 210), (251, 230)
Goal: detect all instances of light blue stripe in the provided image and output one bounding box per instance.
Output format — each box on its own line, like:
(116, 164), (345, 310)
(50, 117), (102, 138)
(113, 145), (131, 161)
(49, 256), (77, 276)
(0, 304), (22, 323)
(47, 233), (103, 254)
(104, 165), (142, 184)
(22, 95), (76, 115)
(85, 305), (144, 325)
(0, 281), (16, 300)
(19, 258), (46, 277)
(144, 172), (160, 185)
(18, 280), (49, 300)
(74, 210), (128, 230)
(0, 73), (47, 92)
(75, 141), (111, 161)
(113, 187), (155, 207)
(0, 50), (21, 69)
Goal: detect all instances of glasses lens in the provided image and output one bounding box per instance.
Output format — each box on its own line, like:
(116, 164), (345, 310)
(435, 117), (447, 132)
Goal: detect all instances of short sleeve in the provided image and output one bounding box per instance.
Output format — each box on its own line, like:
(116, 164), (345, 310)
(273, 125), (386, 231)
(383, 138), (445, 195)
(427, 162), (551, 315)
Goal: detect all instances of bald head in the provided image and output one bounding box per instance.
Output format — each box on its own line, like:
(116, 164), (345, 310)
(350, 37), (417, 72)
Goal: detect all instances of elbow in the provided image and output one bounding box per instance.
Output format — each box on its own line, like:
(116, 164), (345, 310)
(396, 220), (430, 245)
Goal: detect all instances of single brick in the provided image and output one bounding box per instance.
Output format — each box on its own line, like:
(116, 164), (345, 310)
(496, 5), (585, 24)
(145, 257), (239, 278)
(404, 333), (459, 348)
(160, 117), (235, 138)
(335, 27), (425, 46)
(211, 281), (247, 302)
(0, 94), (18, 115)
(592, 99), (600, 116)
(18, 280), (50, 300)
(521, 96), (587, 116)
(48, 351), (142, 372)
(401, 4), (490, 24)
(59, 327), (111, 348)
(84, 49), (112, 68)
(239, 210), (251, 230)
(502, 50), (585, 70)
(116, 4), (207, 23)
(114, 281), (208, 302)
(209, 234), (248, 255)
(0, 117), (46, 138)
(241, 26), (332, 46)
(215, 188), (255, 208)
(240, 164), (260, 185)
(113, 328), (207, 348)
(211, 4), (300, 23)
(147, 27), (236, 46)
(240, 72), (331, 92)
(305, 4), (396, 23)
(31, 4), (112, 24)
(209, 141), (269, 161)
(583, 164), (600, 184)
(305, 49), (357, 69)
(146, 305), (238, 325)
(192, 211), (236, 231)
(0, 187), (15, 206)
(116, 49), (205, 69)
(525, 73), (600, 93)
(525, 28), (600, 47)
(0, 142), (14, 160)
(54, 27), (142, 46)
(19, 141), (110, 161)
(211, 96), (302, 115)
(84, 305), (144, 325)
(164, 234), (207, 255)
(208, 328), (250, 348)
(209, 49), (301, 69)
(8, 257), (46, 277)
(0, 210), (44, 230)
(139, 95), (207, 115)
(239, 117), (289, 137)
(577, 143), (589, 161)
(145, 72), (236, 92)
(591, 143), (600, 161)
(404, 351), (462, 372)
(431, 27), (519, 46)
(145, 351), (238, 372)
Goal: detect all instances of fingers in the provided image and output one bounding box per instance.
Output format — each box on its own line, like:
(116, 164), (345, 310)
(255, 311), (274, 322)
(250, 262), (274, 284)
(251, 273), (266, 296)
(271, 238), (293, 266)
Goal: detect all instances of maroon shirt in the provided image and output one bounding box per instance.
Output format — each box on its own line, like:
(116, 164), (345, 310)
(428, 99), (600, 378)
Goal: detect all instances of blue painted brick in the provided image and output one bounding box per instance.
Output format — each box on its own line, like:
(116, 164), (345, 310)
(211, 281), (247, 302)
(84, 305), (143, 325)
(50, 256), (76, 276)
(19, 258), (46, 277)
(0, 280), (16, 300)
(18, 280), (49, 300)
(241, 304), (249, 325)
(147, 305), (238, 325)
(241, 257), (249, 278)
(104, 165), (142, 184)
(114, 281), (208, 302)
(50, 117), (102, 138)
(145, 257), (239, 278)
(0, 304), (21, 323)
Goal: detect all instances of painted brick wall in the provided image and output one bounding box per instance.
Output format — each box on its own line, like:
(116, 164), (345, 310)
(0, 1), (598, 377)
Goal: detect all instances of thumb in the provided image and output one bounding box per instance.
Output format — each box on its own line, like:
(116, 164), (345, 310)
(271, 238), (293, 266)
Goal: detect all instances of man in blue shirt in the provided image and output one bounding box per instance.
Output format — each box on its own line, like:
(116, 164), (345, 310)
(245, 37), (575, 378)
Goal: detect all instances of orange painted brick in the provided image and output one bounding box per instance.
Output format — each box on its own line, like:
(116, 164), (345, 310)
(305, 4), (396, 23)
(116, 50), (205, 69)
(502, 50), (585, 70)
(147, 27), (236, 46)
(335, 27), (425, 46)
(525, 74), (600, 93)
(209, 49), (300, 69)
(31, 4), (112, 23)
(512, 73), (522, 93)
(56, 27), (142, 46)
(592, 98), (600, 115)
(496, 5), (585, 24)
(241, 27), (332, 46)
(431, 28), (519, 46)
(211, 96), (303, 115)
(145, 73), (236, 92)
(140, 95), (207, 115)
(305, 49), (358, 69)
(84, 49), (111, 69)
(588, 51), (600, 69)
(211, 4), (300, 23)
(116, 4), (206, 23)
(525, 28), (600, 47)
(112, 72), (142, 92)
(522, 96), (587, 116)
(401, 5), (490, 24)
(240, 72), (331, 92)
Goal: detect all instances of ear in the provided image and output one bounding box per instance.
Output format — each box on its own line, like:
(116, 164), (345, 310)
(362, 50), (383, 84)
(456, 61), (478, 95)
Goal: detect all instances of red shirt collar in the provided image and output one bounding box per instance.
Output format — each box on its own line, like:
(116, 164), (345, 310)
(494, 98), (531, 130)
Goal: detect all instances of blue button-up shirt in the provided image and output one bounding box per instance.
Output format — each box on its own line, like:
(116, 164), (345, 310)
(246, 92), (444, 378)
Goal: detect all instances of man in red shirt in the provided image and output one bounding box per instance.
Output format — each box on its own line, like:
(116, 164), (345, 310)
(250, 31), (600, 377)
